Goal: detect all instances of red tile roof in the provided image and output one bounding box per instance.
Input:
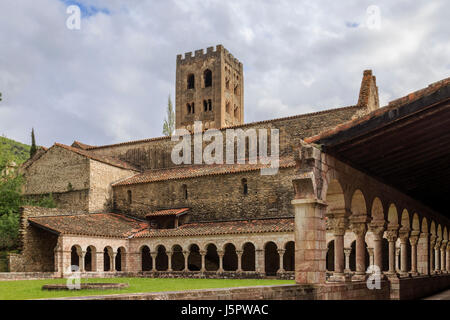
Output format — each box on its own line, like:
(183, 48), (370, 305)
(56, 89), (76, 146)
(113, 156), (296, 186)
(71, 141), (96, 150)
(54, 143), (140, 172)
(133, 218), (294, 238)
(28, 213), (148, 238)
(145, 208), (190, 218)
(305, 77), (450, 144)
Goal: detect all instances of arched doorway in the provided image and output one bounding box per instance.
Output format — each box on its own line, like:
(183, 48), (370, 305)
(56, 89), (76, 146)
(205, 244), (219, 271)
(188, 244), (201, 271)
(155, 245), (168, 271)
(223, 243), (238, 271)
(141, 246), (152, 271)
(264, 242), (279, 276)
(171, 245), (184, 271)
(326, 240), (335, 271)
(242, 242), (255, 271)
(283, 241), (295, 271)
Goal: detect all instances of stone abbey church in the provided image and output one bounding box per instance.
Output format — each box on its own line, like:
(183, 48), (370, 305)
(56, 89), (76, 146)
(9, 45), (450, 299)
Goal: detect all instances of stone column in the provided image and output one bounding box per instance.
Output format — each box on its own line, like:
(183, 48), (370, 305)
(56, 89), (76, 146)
(430, 235), (436, 274)
(236, 250), (243, 273)
(200, 250), (206, 273)
(183, 251), (188, 271)
(409, 233), (419, 276)
(399, 230), (410, 277)
(277, 249), (285, 273)
(79, 251), (85, 272)
(395, 247), (400, 272)
(367, 248), (374, 268)
(386, 230), (398, 276)
(330, 216), (348, 281)
(417, 232), (430, 275)
(167, 251), (173, 272)
(344, 248), (351, 274)
(292, 198), (327, 284)
(217, 250), (224, 273)
(370, 224), (386, 274)
(447, 245), (450, 273)
(111, 252), (116, 272)
(351, 222), (368, 281)
(440, 241), (447, 273)
(151, 251), (157, 271)
(434, 240), (441, 274)
(255, 249), (264, 274)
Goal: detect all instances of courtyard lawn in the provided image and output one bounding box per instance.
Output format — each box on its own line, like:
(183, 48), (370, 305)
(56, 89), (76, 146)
(0, 277), (294, 300)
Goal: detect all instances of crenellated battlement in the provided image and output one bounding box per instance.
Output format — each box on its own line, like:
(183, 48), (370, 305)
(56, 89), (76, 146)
(177, 44), (242, 70)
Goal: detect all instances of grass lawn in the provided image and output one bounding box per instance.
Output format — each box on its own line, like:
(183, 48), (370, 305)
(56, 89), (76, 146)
(0, 277), (294, 300)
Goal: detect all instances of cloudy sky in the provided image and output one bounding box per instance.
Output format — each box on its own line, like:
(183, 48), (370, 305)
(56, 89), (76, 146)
(0, 0), (449, 147)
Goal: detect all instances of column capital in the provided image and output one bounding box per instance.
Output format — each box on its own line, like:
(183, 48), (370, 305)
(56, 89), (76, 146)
(277, 249), (286, 255)
(441, 240), (448, 250)
(386, 230), (398, 242)
(409, 236), (419, 246)
(199, 250), (206, 256)
(236, 250), (243, 256)
(344, 248), (352, 255)
(217, 250), (224, 257)
(398, 228), (410, 242)
(351, 222), (367, 236)
(328, 216), (348, 236)
(369, 224), (386, 239)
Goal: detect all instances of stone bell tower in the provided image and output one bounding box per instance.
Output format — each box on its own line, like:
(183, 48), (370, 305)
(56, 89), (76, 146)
(175, 45), (244, 131)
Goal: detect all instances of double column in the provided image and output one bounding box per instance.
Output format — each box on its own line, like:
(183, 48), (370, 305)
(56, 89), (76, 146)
(398, 228), (410, 277)
(329, 215), (349, 282)
(369, 222), (386, 276)
(386, 228), (398, 277)
(350, 215), (370, 281)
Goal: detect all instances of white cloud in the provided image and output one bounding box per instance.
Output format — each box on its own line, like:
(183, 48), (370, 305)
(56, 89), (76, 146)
(0, 0), (448, 147)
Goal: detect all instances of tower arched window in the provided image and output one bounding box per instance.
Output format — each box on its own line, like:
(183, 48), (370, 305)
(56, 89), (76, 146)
(203, 100), (208, 112)
(191, 102), (195, 114)
(187, 74), (195, 89)
(234, 105), (239, 118)
(226, 101), (231, 114)
(241, 178), (248, 195)
(187, 103), (192, 114)
(208, 99), (212, 111)
(204, 69), (212, 87)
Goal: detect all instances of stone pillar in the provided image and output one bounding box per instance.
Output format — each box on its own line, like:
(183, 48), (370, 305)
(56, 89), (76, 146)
(80, 251), (85, 272)
(277, 249), (285, 273)
(417, 232), (430, 275)
(292, 198), (327, 284)
(395, 247), (400, 272)
(386, 230), (398, 276)
(344, 248), (351, 274)
(183, 251), (188, 271)
(430, 236), (436, 274)
(370, 224), (386, 274)
(434, 240), (441, 274)
(351, 222), (368, 281)
(409, 233), (419, 276)
(447, 245), (450, 273)
(151, 252), (157, 271)
(111, 252), (116, 272)
(96, 251), (104, 272)
(255, 249), (264, 274)
(367, 248), (374, 268)
(217, 250), (224, 273)
(236, 250), (243, 273)
(440, 241), (447, 273)
(167, 251), (173, 272)
(330, 216), (348, 281)
(200, 250), (206, 272)
(399, 230), (410, 277)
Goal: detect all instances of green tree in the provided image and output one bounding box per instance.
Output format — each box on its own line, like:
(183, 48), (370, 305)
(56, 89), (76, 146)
(162, 95), (175, 136)
(30, 128), (37, 158)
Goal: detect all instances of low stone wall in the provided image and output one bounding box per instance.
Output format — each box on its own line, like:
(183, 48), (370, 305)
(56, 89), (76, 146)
(389, 274), (450, 300)
(47, 281), (390, 300)
(0, 272), (58, 281)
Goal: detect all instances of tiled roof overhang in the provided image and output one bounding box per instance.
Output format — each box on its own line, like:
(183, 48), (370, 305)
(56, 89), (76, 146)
(305, 78), (450, 216)
(145, 208), (190, 218)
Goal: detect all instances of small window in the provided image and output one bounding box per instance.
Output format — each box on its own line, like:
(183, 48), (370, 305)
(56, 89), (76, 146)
(234, 85), (239, 95)
(191, 102), (195, 114)
(203, 100), (208, 112)
(234, 106), (239, 118)
(208, 99), (212, 111)
(204, 69), (212, 87)
(187, 103), (192, 114)
(242, 178), (248, 195)
(182, 184), (188, 200)
(226, 78), (230, 90)
(187, 74), (195, 89)
(226, 101), (230, 114)
(127, 190), (132, 204)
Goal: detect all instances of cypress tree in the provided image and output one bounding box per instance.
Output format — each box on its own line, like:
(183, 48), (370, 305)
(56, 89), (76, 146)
(30, 128), (37, 158)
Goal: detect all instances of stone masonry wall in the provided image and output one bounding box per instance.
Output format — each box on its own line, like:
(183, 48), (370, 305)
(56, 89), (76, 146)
(88, 160), (135, 213)
(88, 106), (362, 171)
(113, 167), (296, 221)
(9, 207), (83, 272)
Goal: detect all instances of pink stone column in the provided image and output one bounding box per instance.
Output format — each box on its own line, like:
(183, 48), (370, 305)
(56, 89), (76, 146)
(440, 241), (447, 272)
(334, 230), (345, 275)
(151, 251), (157, 271)
(370, 225), (385, 273)
(167, 251), (173, 272)
(430, 236), (436, 274)
(352, 223), (368, 280)
(96, 251), (104, 272)
(182, 251), (188, 271)
(409, 235), (419, 276)
(386, 230), (398, 275)
(236, 250), (243, 272)
(292, 198), (327, 284)
(218, 251), (224, 273)
(255, 249), (264, 274)
(277, 249), (285, 273)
